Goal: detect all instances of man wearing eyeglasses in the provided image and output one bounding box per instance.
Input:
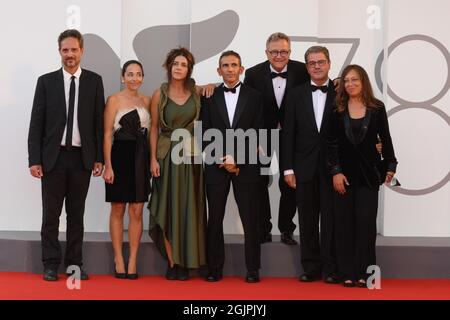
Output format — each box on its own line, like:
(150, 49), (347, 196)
(281, 46), (339, 284)
(244, 32), (309, 246)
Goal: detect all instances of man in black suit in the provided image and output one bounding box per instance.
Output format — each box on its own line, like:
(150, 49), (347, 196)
(200, 51), (264, 283)
(244, 32), (309, 245)
(281, 46), (339, 283)
(28, 29), (105, 281)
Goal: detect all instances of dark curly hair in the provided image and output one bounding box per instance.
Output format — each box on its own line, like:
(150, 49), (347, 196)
(163, 47), (195, 88)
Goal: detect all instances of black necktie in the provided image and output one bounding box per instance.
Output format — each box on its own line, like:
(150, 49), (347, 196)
(65, 75), (76, 149)
(311, 84), (328, 93)
(223, 82), (241, 94)
(271, 71), (288, 79)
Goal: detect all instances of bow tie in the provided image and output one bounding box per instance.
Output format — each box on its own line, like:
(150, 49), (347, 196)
(271, 71), (288, 79)
(223, 82), (241, 94)
(311, 84), (328, 93)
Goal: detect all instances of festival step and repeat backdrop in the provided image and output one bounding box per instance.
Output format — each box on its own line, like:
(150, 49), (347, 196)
(1, 0), (449, 236)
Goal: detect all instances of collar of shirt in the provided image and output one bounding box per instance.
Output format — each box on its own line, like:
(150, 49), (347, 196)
(269, 65), (288, 74)
(62, 66), (82, 81)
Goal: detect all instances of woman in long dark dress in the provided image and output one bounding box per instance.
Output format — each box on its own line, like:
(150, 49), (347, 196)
(327, 64), (398, 287)
(103, 60), (151, 279)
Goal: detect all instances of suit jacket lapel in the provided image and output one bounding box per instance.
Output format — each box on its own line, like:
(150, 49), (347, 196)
(280, 60), (295, 109)
(343, 111), (356, 145)
(301, 84), (319, 132)
(263, 62), (278, 110)
(319, 81), (335, 133)
(358, 110), (372, 143)
(214, 87), (231, 128)
(232, 85), (249, 128)
(56, 68), (67, 121)
(78, 69), (86, 121)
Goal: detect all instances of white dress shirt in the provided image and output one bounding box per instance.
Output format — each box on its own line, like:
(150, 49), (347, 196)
(311, 79), (329, 132)
(61, 67), (82, 147)
(223, 82), (241, 125)
(284, 79), (330, 176)
(270, 65), (287, 108)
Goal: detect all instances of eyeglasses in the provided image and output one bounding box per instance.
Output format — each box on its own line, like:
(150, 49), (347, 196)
(306, 60), (328, 67)
(267, 50), (290, 58)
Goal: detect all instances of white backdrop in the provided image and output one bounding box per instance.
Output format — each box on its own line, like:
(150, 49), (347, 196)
(1, 0), (449, 236)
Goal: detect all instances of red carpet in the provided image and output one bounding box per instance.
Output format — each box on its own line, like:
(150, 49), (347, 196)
(1, 272), (450, 300)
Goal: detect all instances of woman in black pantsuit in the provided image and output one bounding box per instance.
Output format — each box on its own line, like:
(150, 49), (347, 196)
(327, 65), (398, 287)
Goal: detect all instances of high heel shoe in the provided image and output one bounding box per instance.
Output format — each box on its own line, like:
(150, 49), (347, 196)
(126, 262), (138, 280)
(127, 273), (138, 280)
(165, 264), (177, 280)
(114, 262), (127, 279)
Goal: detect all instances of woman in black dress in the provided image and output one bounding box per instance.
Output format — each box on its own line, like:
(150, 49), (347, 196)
(327, 65), (398, 287)
(103, 60), (151, 279)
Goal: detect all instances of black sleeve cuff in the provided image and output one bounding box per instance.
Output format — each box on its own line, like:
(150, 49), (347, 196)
(387, 162), (397, 173)
(330, 165), (342, 176)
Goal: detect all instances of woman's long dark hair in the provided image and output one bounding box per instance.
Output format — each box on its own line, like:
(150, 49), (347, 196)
(335, 64), (383, 113)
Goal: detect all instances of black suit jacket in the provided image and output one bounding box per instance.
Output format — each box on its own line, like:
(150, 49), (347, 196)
(244, 60), (309, 129)
(200, 84), (264, 184)
(326, 103), (398, 190)
(282, 81), (336, 183)
(28, 68), (105, 171)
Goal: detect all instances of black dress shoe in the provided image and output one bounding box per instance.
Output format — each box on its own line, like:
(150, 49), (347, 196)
(260, 233), (272, 244)
(324, 274), (341, 284)
(356, 279), (367, 288)
(280, 232), (298, 245)
(299, 273), (321, 282)
(245, 270), (260, 283)
(127, 273), (139, 280)
(66, 268), (89, 280)
(206, 268), (223, 282)
(206, 269), (223, 282)
(342, 279), (355, 287)
(165, 264), (177, 280)
(43, 269), (58, 281)
(177, 266), (189, 281)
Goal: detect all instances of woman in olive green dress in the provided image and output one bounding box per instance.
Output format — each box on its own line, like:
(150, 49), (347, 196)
(149, 48), (207, 280)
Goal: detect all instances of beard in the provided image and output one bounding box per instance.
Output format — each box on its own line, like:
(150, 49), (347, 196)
(64, 58), (78, 68)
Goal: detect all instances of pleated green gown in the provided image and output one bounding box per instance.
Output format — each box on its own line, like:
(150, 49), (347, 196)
(148, 93), (206, 269)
